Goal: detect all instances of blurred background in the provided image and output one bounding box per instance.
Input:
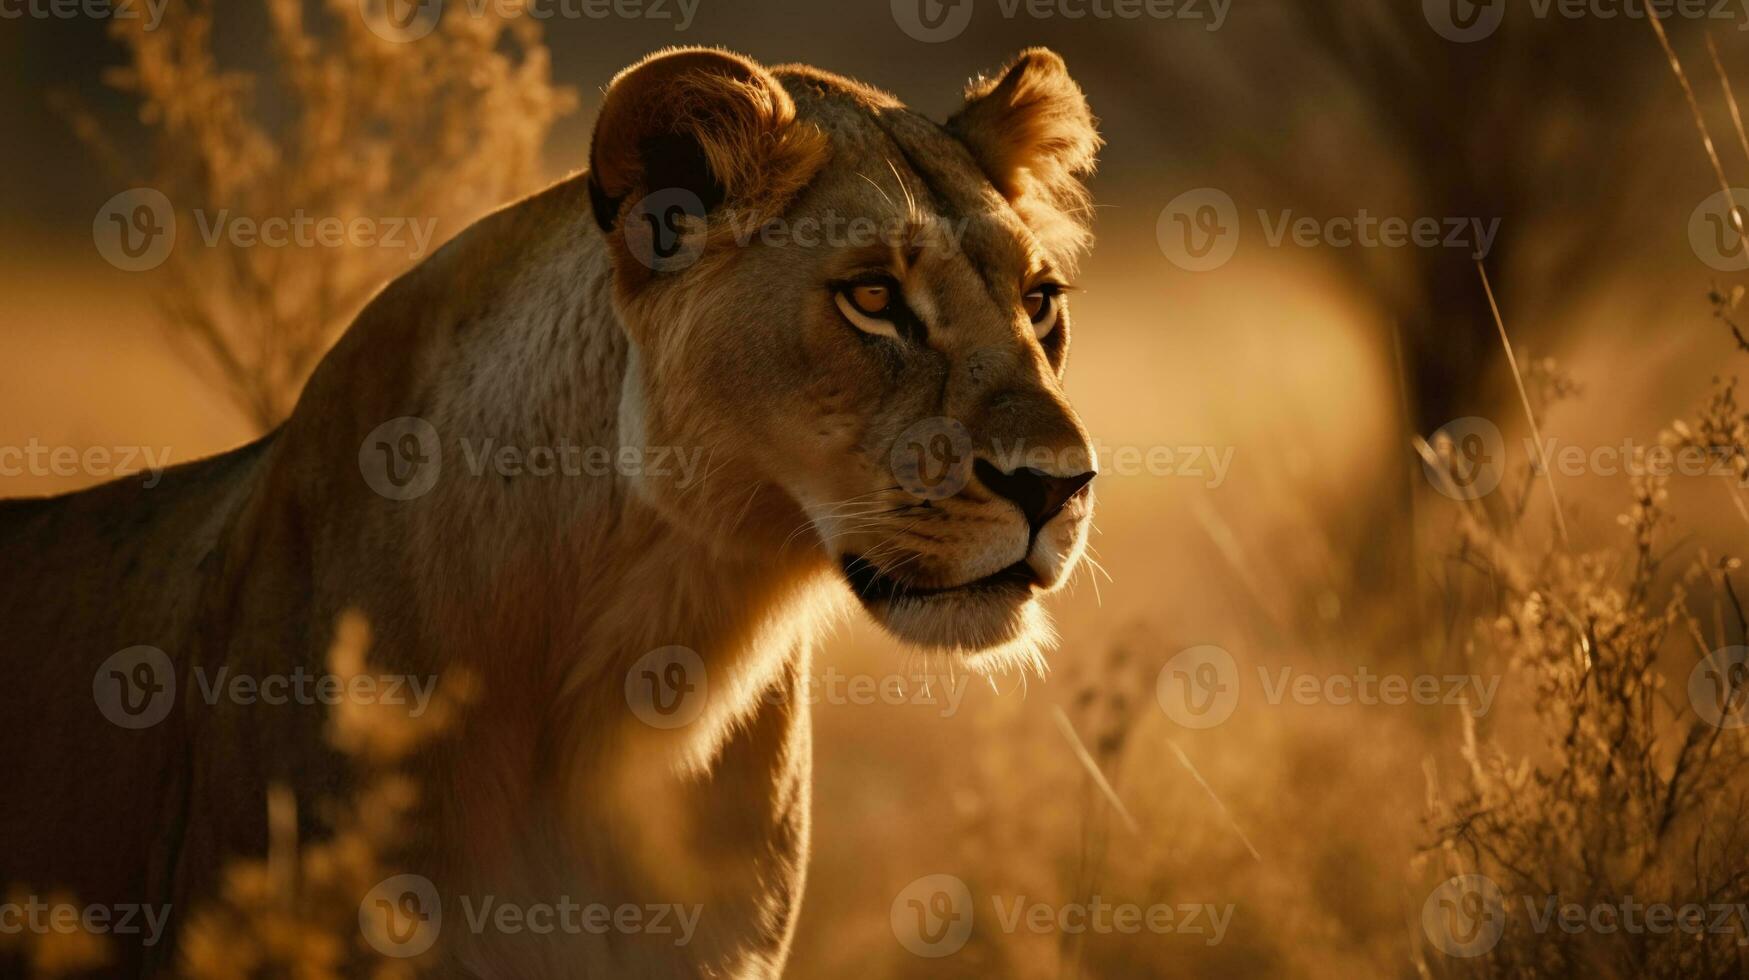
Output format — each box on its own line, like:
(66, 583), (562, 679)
(7, 1), (1749, 976)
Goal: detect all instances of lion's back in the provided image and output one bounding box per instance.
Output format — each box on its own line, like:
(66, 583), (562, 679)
(0, 433), (277, 970)
(0, 438), (269, 656)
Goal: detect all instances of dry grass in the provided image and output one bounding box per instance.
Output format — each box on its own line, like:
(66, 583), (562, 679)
(1417, 365), (1749, 977)
(64, 0), (575, 430)
(176, 612), (475, 979)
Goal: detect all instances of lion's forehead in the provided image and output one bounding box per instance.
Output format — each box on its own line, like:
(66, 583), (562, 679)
(772, 95), (1045, 294)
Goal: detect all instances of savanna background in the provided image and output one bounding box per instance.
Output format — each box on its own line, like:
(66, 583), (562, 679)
(6, 0), (1749, 976)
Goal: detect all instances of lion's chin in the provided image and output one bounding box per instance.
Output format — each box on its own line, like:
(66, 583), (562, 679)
(839, 556), (1058, 672)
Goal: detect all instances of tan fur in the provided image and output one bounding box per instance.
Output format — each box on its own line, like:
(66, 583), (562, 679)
(948, 47), (1103, 271)
(590, 49), (831, 236)
(0, 48), (1100, 978)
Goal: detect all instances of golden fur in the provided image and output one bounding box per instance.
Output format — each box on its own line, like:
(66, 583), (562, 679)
(0, 47), (1100, 977)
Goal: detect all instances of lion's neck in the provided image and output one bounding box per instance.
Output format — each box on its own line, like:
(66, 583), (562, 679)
(330, 172), (840, 772)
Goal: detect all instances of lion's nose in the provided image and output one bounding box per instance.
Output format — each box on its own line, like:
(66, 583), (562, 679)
(973, 459), (1095, 532)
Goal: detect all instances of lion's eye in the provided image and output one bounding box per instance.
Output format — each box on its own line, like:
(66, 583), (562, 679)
(1025, 286), (1063, 340)
(834, 281), (903, 340)
(849, 284), (890, 316)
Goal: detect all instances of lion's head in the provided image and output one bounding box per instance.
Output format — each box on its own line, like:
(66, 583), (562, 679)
(586, 47), (1100, 668)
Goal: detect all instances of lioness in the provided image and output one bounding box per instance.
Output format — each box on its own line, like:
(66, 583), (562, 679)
(0, 47), (1099, 977)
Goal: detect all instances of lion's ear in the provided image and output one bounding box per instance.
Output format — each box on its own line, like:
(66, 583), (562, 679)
(587, 47), (827, 235)
(946, 48), (1100, 250)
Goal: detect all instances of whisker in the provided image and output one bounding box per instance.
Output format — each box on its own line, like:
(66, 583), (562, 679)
(857, 171), (897, 211)
(885, 157), (919, 222)
(682, 449), (730, 495)
(1084, 558), (1105, 607)
(726, 481), (762, 536)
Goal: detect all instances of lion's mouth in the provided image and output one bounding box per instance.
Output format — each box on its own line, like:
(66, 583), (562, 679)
(839, 554), (1038, 605)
